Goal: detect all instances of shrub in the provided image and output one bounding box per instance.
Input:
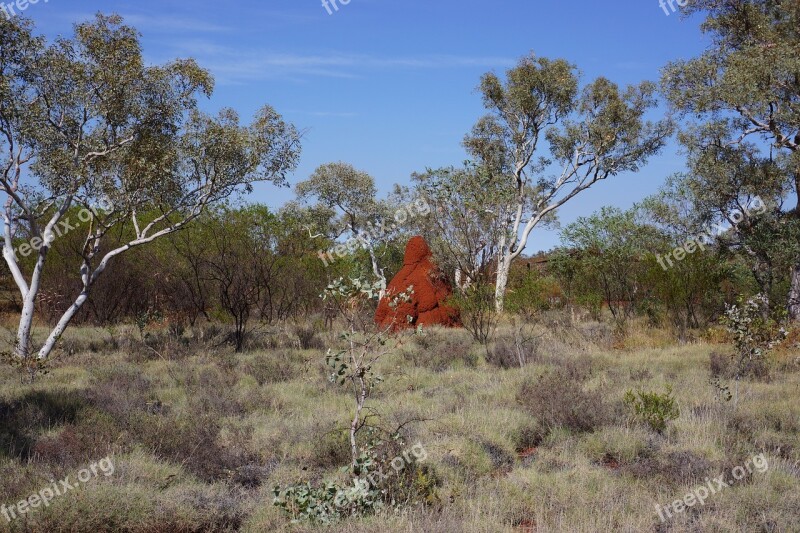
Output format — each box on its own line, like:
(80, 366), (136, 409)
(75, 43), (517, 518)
(722, 293), (787, 383)
(187, 368), (245, 417)
(242, 351), (303, 385)
(480, 440), (515, 472)
(404, 328), (478, 372)
(0, 390), (88, 461)
(576, 321), (615, 347)
(488, 322), (543, 368)
(623, 386), (680, 434)
(273, 434), (434, 524)
(86, 366), (158, 421)
(487, 339), (521, 369)
(709, 350), (735, 378)
(505, 272), (562, 319)
(309, 427), (351, 469)
(293, 324), (325, 350)
(510, 421), (547, 451)
(448, 284), (497, 345)
(623, 449), (712, 485)
(131, 414), (251, 483)
(517, 368), (609, 434)
(557, 353), (595, 382)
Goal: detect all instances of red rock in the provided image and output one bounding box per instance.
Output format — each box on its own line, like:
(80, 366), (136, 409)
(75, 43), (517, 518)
(375, 236), (461, 331)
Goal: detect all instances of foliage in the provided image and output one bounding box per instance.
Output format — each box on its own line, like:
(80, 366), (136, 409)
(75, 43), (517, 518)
(466, 53), (672, 311)
(272, 278), (431, 525)
(403, 328), (479, 372)
(554, 207), (662, 325)
(505, 266), (562, 319)
(449, 283), (498, 345)
(273, 476), (381, 525)
(721, 294), (788, 385)
(623, 386), (680, 433)
(323, 276), (412, 464)
(297, 162), (410, 288)
(640, 240), (730, 336)
(662, 0), (800, 319)
(0, 14), (301, 363)
(408, 163), (511, 286)
(1, 320), (800, 531)
(273, 432), (434, 525)
(517, 365), (608, 434)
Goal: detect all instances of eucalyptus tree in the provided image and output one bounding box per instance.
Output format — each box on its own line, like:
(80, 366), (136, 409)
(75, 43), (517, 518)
(0, 15), (301, 367)
(662, 0), (800, 319)
(556, 207), (663, 323)
(646, 147), (787, 312)
(410, 163), (511, 288)
(296, 162), (389, 292)
(201, 205), (284, 352)
(465, 54), (672, 311)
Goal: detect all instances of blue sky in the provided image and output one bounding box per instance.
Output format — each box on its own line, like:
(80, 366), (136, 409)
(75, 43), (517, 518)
(28, 0), (709, 252)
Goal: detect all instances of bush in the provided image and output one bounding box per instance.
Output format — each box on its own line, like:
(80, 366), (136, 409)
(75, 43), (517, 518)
(403, 328), (478, 372)
(293, 324), (325, 350)
(557, 353), (595, 382)
(623, 450), (712, 485)
(273, 434), (435, 524)
(709, 350), (735, 378)
(0, 390), (89, 462)
(517, 367), (609, 434)
(448, 284), (497, 345)
(487, 339), (526, 369)
(510, 421), (547, 451)
(488, 323), (543, 369)
(309, 426), (351, 469)
(242, 351), (304, 385)
(722, 293), (787, 382)
(505, 271), (562, 319)
(623, 386), (680, 434)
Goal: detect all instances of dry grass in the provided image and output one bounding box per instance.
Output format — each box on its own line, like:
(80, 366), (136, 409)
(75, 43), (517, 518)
(0, 317), (798, 532)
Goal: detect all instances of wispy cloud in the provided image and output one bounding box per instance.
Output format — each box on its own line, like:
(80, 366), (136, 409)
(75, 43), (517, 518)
(120, 14), (232, 33)
(55, 12), (232, 33)
(47, 13), (512, 84)
(160, 45), (515, 84)
(298, 111), (358, 118)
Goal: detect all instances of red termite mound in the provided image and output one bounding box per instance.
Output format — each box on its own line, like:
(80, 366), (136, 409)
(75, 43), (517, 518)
(375, 236), (461, 331)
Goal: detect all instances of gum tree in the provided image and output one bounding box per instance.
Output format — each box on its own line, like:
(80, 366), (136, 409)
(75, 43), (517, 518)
(410, 163), (511, 288)
(646, 144), (786, 314)
(662, 0), (800, 319)
(465, 54), (672, 311)
(556, 207), (662, 324)
(296, 162), (388, 293)
(0, 15), (301, 370)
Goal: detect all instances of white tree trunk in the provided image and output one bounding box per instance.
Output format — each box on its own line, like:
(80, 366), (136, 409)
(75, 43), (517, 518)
(788, 262), (800, 322)
(37, 291), (90, 360)
(367, 246), (386, 300)
(9, 249), (47, 359)
(495, 253), (512, 313)
(15, 292), (36, 358)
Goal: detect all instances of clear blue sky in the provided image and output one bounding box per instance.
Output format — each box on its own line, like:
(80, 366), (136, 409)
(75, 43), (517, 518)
(28, 0), (709, 252)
